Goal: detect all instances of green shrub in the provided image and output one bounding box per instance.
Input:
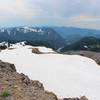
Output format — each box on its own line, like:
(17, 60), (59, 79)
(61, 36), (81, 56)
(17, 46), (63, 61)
(0, 90), (10, 97)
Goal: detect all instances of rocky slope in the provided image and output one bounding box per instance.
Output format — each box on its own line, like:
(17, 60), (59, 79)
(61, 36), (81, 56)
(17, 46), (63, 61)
(0, 60), (58, 100)
(0, 60), (88, 100)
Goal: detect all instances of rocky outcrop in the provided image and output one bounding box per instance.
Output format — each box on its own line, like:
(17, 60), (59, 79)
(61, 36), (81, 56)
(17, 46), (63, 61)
(0, 60), (57, 100)
(0, 46), (7, 50)
(0, 60), (88, 100)
(32, 48), (42, 54)
(62, 96), (88, 100)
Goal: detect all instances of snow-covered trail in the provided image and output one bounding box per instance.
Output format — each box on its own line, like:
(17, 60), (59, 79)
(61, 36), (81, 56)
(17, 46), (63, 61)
(0, 46), (100, 100)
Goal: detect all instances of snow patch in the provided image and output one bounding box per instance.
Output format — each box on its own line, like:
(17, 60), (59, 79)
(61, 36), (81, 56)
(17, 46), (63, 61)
(22, 27), (44, 33)
(0, 46), (100, 100)
(0, 28), (5, 32)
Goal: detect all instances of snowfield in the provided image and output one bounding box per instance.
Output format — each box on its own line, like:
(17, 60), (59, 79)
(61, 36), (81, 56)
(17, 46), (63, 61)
(0, 44), (100, 100)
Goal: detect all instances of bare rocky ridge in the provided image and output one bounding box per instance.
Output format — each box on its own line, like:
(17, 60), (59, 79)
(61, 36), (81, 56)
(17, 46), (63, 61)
(0, 60), (88, 100)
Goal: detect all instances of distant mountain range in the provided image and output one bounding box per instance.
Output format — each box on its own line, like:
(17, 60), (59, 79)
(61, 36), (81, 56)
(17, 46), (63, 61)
(53, 27), (100, 44)
(60, 36), (100, 52)
(0, 27), (65, 49)
(0, 26), (100, 51)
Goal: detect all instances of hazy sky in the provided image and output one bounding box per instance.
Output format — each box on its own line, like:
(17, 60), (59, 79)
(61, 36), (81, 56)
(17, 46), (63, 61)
(0, 0), (100, 29)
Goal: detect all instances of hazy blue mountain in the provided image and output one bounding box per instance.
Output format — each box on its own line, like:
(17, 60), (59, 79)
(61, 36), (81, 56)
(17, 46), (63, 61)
(53, 27), (100, 44)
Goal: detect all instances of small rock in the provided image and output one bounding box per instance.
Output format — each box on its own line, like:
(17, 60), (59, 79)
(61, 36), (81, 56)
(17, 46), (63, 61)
(32, 80), (44, 90)
(80, 96), (88, 100)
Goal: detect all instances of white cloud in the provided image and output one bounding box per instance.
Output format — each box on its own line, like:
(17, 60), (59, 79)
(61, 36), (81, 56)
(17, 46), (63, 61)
(0, 0), (100, 29)
(0, 0), (34, 20)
